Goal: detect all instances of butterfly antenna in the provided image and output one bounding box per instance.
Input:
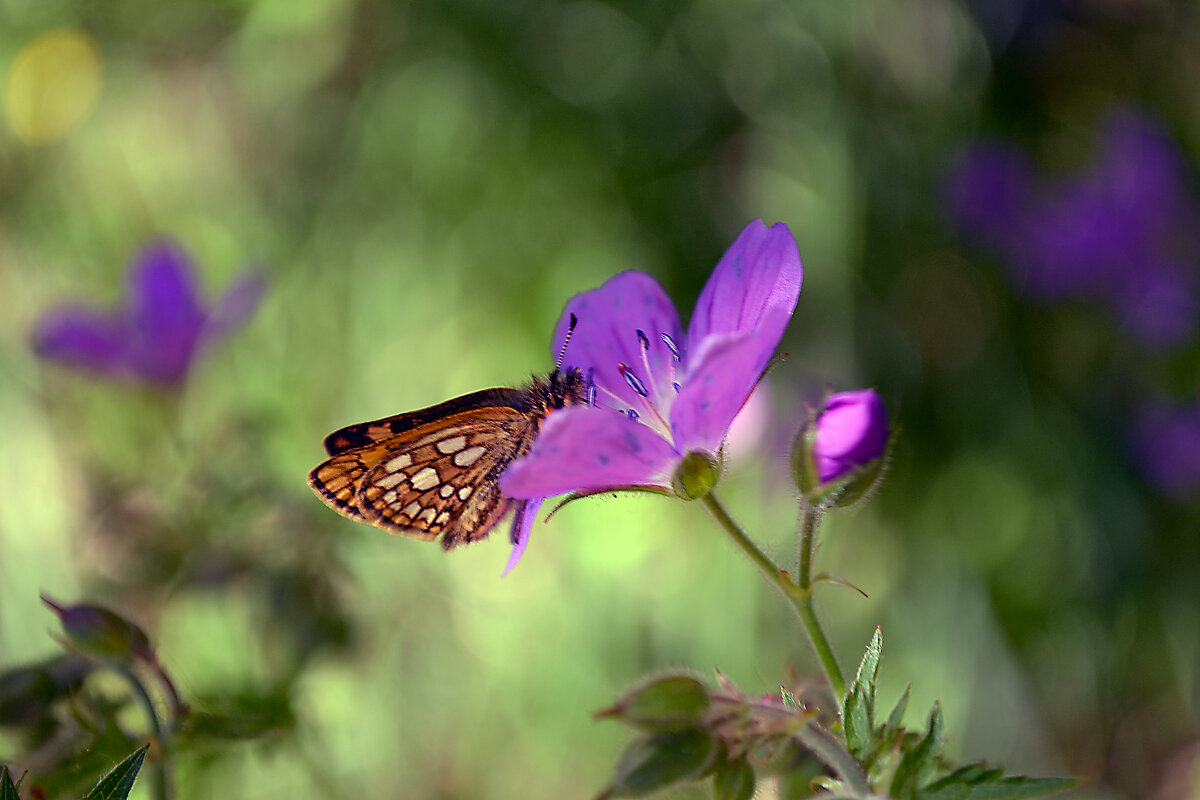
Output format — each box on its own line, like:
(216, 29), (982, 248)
(555, 313), (578, 369)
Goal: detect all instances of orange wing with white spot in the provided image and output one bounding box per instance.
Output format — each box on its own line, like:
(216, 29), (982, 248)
(308, 405), (537, 548)
(309, 370), (586, 549)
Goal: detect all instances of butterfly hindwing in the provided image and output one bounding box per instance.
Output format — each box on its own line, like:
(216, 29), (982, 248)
(308, 370), (587, 549)
(354, 407), (530, 545)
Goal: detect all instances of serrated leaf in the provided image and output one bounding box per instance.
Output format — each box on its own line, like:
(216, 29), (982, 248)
(597, 729), (716, 798)
(890, 703), (944, 800)
(780, 686), (802, 711)
(844, 626), (883, 731)
(855, 627), (883, 688)
(886, 684), (912, 731)
(843, 682), (873, 759)
(921, 763), (1079, 800)
(712, 755), (755, 800)
(82, 743), (148, 800)
(1, 766), (21, 800)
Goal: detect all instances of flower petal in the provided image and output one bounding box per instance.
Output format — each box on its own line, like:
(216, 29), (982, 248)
(206, 271), (265, 341)
(687, 220), (803, 347)
(125, 241), (205, 384)
(669, 328), (783, 454)
(32, 306), (128, 375)
(501, 499), (540, 577)
(551, 271), (685, 416)
(813, 389), (889, 483)
(501, 406), (679, 497)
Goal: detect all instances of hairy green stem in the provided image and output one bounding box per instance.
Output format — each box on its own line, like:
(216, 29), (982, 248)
(794, 720), (871, 794)
(796, 507), (846, 700)
(116, 666), (171, 800)
(701, 493), (846, 705)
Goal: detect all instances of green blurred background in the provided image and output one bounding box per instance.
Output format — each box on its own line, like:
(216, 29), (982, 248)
(2, 1), (1199, 798)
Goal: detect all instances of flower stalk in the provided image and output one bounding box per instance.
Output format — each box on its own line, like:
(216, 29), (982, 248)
(701, 493), (846, 706)
(116, 665), (171, 800)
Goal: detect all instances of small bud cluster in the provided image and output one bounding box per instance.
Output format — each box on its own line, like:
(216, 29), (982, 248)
(593, 670), (821, 800)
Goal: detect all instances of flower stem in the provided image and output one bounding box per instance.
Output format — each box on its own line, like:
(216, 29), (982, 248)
(116, 665), (172, 800)
(701, 493), (846, 705)
(796, 507), (846, 700)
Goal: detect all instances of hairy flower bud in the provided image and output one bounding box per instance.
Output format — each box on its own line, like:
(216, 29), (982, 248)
(41, 595), (157, 665)
(792, 389), (890, 508)
(594, 673), (711, 732)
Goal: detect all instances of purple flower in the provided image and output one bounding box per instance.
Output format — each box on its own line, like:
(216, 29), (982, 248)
(947, 108), (1200, 350)
(32, 241), (263, 388)
(1131, 400), (1200, 498)
(811, 389), (889, 484)
(500, 220), (802, 504)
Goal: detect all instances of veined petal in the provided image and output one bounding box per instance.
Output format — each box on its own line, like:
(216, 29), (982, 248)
(126, 241), (206, 384)
(501, 499), (541, 577)
(501, 406), (678, 497)
(670, 325), (784, 454)
(32, 306), (128, 375)
(687, 220), (802, 348)
(551, 271), (685, 415)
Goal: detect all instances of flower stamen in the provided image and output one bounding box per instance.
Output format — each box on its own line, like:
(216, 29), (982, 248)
(618, 362), (650, 398)
(661, 332), (680, 361)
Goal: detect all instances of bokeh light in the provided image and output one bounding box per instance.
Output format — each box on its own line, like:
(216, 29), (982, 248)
(4, 30), (101, 145)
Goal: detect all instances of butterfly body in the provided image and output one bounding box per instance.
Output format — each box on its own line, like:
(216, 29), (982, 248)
(308, 368), (586, 548)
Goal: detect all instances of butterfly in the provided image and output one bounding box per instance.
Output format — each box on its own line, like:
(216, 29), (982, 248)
(308, 367), (587, 549)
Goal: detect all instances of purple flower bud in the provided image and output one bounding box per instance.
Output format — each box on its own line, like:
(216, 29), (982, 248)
(41, 595), (157, 665)
(812, 390), (889, 484)
(792, 389), (890, 508)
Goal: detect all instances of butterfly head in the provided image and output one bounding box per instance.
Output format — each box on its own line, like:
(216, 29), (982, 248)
(542, 367), (588, 412)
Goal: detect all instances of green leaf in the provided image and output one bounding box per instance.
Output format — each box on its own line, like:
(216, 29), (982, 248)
(0, 655), (92, 725)
(890, 703), (944, 800)
(1, 766), (21, 800)
(854, 626), (884, 688)
(842, 682), (872, 760)
(921, 763), (1079, 800)
(595, 674), (711, 733)
(597, 728), (716, 798)
(712, 756), (755, 800)
(82, 743), (149, 800)
(886, 684), (912, 731)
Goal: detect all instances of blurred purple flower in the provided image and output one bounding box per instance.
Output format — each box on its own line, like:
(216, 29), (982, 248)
(812, 389), (889, 484)
(1131, 400), (1200, 498)
(501, 220), (802, 503)
(948, 109), (1199, 350)
(946, 143), (1034, 242)
(32, 241), (263, 388)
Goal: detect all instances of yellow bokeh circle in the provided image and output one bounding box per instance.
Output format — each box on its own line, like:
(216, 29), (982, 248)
(4, 29), (102, 145)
